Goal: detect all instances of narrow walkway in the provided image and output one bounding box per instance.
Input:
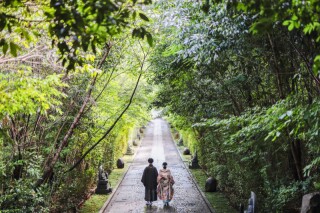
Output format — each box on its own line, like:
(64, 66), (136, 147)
(102, 118), (213, 213)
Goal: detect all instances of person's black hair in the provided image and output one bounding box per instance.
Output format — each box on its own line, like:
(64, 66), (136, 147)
(162, 162), (167, 166)
(148, 158), (154, 163)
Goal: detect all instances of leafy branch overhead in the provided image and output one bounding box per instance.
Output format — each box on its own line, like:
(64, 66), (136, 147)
(0, 0), (153, 70)
(207, 0), (320, 74)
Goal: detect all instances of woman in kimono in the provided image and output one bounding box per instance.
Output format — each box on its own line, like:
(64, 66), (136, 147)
(157, 162), (175, 206)
(141, 158), (158, 207)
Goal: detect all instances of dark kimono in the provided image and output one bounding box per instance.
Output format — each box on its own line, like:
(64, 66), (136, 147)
(141, 165), (158, 201)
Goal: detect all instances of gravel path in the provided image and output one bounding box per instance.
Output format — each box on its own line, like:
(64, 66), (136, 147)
(102, 118), (214, 213)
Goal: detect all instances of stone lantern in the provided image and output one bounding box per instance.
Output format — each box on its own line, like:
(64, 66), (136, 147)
(126, 144), (134, 155)
(189, 150), (200, 169)
(95, 165), (112, 194)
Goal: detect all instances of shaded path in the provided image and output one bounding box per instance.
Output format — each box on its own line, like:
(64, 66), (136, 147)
(102, 118), (214, 213)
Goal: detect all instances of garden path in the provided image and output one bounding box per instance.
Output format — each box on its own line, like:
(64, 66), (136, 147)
(101, 118), (214, 213)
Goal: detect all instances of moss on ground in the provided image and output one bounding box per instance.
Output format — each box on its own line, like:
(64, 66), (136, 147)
(190, 169), (238, 213)
(80, 153), (136, 213)
(79, 194), (108, 213)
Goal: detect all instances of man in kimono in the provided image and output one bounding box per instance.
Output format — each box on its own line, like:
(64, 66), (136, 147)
(141, 158), (158, 207)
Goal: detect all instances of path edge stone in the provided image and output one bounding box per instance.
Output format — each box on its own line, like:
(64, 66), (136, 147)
(168, 122), (216, 213)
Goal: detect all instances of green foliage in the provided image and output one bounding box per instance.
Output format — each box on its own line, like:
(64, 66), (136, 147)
(211, 0), (320, 75)
(0, 70), (66, 118)
(0, 0), (153, 69)
(173, 96), (319, 211)
(0, 149), (50, 212)
(0, 183), (49, 213)
(150, 0), (320, 211)
(1, 24), (153, 213)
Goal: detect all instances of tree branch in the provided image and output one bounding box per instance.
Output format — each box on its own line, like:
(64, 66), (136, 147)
(67, 72), (143, 172)
(34, 44), (112, 188)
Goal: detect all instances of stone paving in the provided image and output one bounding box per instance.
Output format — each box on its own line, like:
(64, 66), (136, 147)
(101, 118), (214, 213)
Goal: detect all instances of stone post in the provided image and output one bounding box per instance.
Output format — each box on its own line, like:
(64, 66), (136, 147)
(126, 128), (134, 155)
(301, 192), (320, 213)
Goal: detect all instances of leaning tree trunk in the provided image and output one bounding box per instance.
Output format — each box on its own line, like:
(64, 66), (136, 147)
(34, 44), (112, 188)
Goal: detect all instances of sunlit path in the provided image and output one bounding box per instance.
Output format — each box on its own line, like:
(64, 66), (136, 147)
(101, 118), (213, 213)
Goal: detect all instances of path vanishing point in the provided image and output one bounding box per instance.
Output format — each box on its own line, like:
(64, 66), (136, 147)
(101, 118), (214, 213)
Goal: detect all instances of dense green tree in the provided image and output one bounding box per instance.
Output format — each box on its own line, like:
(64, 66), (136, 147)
(0, 1), (154, 212)
(149, 0), (320, 212)
(0, 0), (153, 69)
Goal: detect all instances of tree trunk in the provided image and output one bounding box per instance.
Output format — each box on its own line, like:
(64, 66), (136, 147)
(34, 44), (112, 188)
(289, 139), (303, 181)
(267, 33), (285, 99)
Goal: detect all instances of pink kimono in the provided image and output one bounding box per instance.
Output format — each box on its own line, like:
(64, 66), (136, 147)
(157, 168), (175, 202)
